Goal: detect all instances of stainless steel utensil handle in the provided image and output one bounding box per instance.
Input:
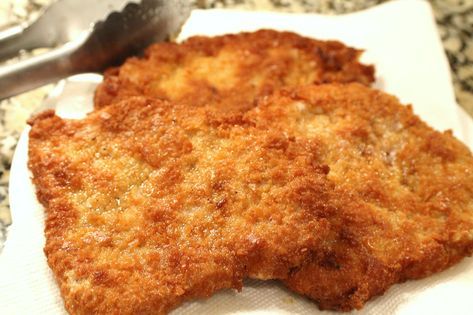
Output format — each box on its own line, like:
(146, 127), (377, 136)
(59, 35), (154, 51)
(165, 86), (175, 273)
(0, 25), (52, 62)
(0, 44), (81, 99)
(0, 25), (28, 61)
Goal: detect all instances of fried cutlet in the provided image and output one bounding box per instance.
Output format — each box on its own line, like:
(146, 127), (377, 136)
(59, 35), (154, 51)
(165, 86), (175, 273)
(244, 84), (473, 310)
(28, 97), (339, 314)
(94, 29), (374, 112)
(28, 84), (473, 313)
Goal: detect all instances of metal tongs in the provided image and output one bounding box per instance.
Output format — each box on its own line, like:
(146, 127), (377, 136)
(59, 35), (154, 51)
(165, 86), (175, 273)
(0, 0), (191, 99)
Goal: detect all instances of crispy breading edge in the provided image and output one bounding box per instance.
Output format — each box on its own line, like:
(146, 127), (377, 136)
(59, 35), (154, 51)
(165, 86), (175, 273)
(94, 29), (374, 111)
(246, 83), (473, 310)
(28, 84), (473, 313)
(26, 101), (240, 314)
(27, 96), (337, 314)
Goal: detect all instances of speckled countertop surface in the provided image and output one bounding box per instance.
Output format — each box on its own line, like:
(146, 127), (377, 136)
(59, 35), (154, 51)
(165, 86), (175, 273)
(0, 0), (472, 248)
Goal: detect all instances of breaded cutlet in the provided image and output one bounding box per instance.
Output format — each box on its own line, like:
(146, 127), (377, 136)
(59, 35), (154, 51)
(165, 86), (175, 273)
(94, 29), (374, 112)
(246, 84), (473, 310)
(28, 97), (338, 314)
(28, 84), (473, 313)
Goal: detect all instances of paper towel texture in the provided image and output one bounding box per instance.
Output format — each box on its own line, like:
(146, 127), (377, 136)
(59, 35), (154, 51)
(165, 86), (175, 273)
(2, 1), (473, 314)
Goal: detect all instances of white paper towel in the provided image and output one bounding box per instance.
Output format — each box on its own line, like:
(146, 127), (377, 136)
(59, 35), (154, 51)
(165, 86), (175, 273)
(2, 1), (473, 314)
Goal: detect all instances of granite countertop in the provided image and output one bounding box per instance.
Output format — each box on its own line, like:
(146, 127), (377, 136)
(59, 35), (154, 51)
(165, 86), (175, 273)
(0, 0), (472, 249)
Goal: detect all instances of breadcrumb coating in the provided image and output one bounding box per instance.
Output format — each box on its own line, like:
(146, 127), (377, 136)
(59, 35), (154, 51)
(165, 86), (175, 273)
(28, 84), (473, 313)
(248, 84), (473, 310)
(94, 30), (374, 112)
(29, 96), (333, 314)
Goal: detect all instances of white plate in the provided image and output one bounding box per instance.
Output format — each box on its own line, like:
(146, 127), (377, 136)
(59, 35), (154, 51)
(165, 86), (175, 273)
(2, 1), (473, 314)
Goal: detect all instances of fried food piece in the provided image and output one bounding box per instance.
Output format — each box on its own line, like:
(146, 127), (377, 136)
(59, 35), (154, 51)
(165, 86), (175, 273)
(94, 30), (374, 112)
(245, 84), (473, 310)
(29, 84), (473, 313)
(28, 97), (337, 314)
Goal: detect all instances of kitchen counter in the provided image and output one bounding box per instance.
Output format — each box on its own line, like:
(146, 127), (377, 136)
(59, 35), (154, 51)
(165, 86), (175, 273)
(0, 0), (472, 249)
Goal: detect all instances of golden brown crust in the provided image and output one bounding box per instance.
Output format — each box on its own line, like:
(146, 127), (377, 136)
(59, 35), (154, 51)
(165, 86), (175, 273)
(94, 29), (374, 112)
(246, 84), (473, 310)
(29, 84), (473, 313)
(29, 96), (336, 314)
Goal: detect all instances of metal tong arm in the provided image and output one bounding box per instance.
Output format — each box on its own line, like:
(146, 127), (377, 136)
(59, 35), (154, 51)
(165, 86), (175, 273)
(0, 13), (57, 62)
(0, 0), (192, 100)
(0, 39), (85, 99)
(0, 0), (132, 62)
(0, 25), (28, 61)
(0, 22), (55, 62)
